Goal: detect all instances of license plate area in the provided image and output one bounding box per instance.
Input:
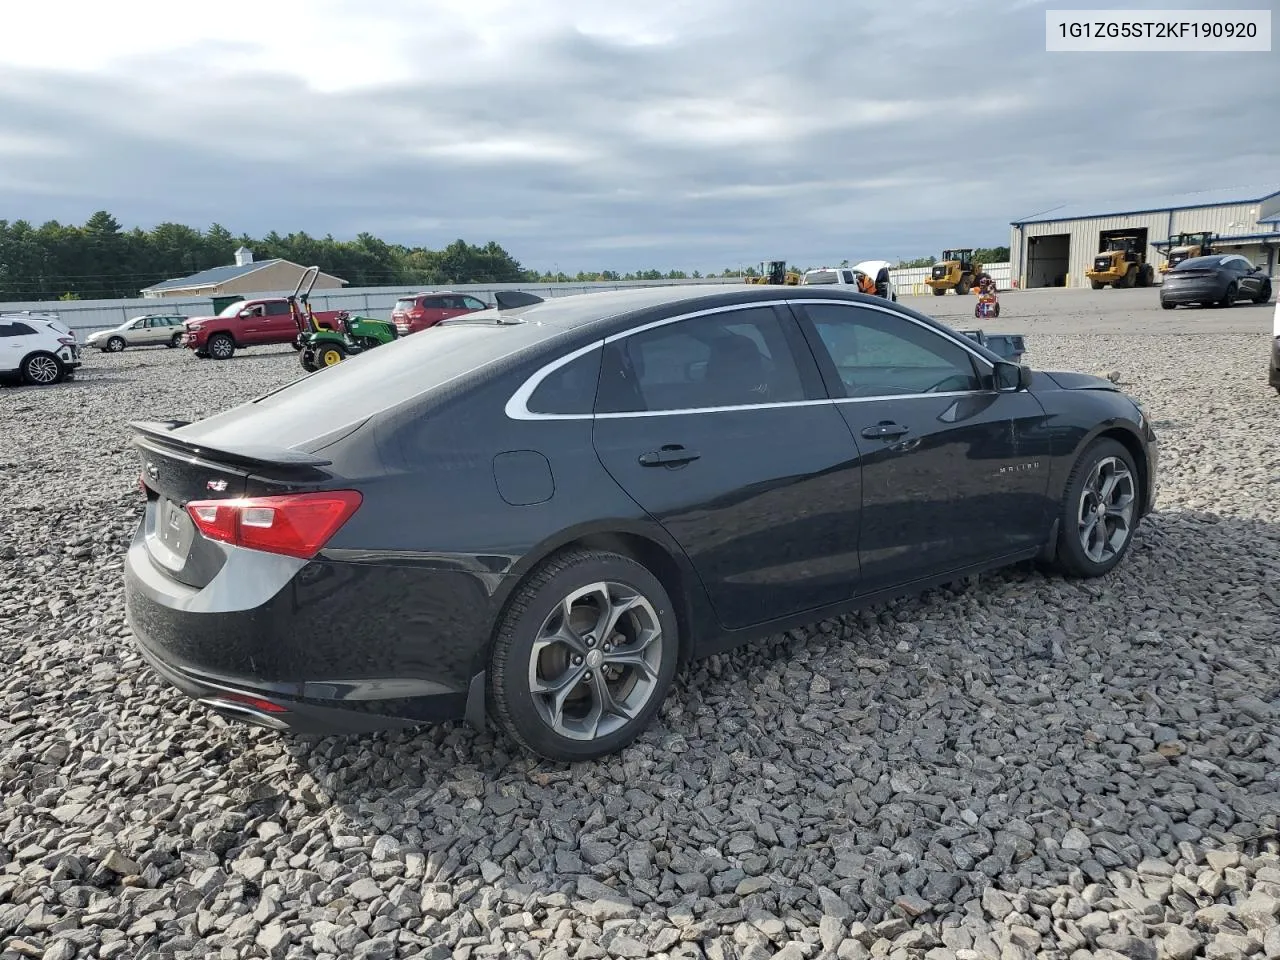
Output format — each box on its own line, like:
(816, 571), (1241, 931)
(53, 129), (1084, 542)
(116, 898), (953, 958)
(148, 497), (197, 570)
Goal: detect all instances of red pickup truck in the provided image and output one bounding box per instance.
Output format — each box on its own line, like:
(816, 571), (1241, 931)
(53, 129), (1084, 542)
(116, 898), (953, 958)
(183, 297), (345, 360)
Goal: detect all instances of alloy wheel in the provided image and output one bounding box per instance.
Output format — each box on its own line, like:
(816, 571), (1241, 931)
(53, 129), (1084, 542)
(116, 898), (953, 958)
(528, 581), (664, 741)
(26, 355), (60, 384)
(1077, 456), (1136, 564)
(211, 338), (233, 358)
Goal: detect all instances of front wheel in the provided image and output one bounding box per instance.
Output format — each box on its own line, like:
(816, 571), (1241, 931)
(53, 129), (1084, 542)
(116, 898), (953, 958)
(932, 287), (946, 296)
(1161, 300), (1176, 310)
(21, 351), (65, 385)
(106, 336), (125, 352)
(208, 334), (236, 359)
(1254, 281), (1272, 305)
(168, 332), (183, 348)
(1052, 437), (1140, 578)
(299, 348), (318, 372)
(1090, 279), (1104, 290)
(488, 550), (680, 762)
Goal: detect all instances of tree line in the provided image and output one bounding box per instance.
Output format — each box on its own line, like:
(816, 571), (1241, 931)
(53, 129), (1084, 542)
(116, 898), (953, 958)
(0, 211), (1010, 302)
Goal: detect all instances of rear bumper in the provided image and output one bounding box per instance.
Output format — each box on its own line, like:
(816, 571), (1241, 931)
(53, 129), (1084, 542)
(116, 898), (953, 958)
(123, 520), (491, 735)
(1160, 281), (1224, 304)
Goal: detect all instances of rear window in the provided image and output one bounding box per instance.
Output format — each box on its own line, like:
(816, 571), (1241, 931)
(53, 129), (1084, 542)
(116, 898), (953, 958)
(393, 298), (417, 312)
(803, 270), (839, 285)
(175, 321), (569, 450)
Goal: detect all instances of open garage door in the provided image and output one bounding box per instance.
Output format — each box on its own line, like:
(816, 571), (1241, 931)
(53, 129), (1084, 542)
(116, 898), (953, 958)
(1027, 234), (1069, 287)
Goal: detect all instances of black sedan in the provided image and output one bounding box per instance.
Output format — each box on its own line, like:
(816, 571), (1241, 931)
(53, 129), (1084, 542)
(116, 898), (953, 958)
(124, 285), (1158, 761)
(1160, 253), (1273, 309)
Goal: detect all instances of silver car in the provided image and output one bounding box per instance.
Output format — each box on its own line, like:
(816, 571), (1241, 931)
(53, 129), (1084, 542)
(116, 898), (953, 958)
(86, 315), (189, 352)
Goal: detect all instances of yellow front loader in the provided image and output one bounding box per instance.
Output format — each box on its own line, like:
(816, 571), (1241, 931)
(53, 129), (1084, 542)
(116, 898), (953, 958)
(744, 260), (801, 285)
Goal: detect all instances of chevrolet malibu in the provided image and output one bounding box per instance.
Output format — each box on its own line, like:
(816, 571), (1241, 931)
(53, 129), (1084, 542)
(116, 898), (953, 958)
(124, 285), (1158, 762)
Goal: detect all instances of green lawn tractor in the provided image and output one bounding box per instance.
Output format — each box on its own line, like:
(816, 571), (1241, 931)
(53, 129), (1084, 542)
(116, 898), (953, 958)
(298, 312), (399, 371)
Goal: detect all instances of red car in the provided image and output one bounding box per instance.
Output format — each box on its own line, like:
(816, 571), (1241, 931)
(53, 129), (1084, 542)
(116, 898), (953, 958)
(184, 297), (345, 360)
(391, 292), (489, 335)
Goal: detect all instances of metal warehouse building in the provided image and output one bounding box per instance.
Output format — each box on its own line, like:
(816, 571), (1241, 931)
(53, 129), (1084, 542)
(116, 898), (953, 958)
(1009, 184), (1280, 289)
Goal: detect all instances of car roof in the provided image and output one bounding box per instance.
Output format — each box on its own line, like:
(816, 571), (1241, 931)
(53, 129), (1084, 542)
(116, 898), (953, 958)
(173, 283), (1001, 455)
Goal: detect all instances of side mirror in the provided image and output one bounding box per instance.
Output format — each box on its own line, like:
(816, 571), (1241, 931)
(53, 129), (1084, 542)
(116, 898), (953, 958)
(238, 309), (252, 318)
(994, 361), (1030, 392)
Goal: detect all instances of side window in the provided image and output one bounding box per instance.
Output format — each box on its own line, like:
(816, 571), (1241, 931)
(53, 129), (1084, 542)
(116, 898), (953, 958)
(841, 270), (855, 284)
(526, 347), (602, 415)
(803, 303), (982, 398)
(130, 318), (147, 329)
(0, 323), (15, 338)
(1, 322), (36, 337)
(266, 302), (291, 316)
(463, 297), (487, 310)
(596, 306), (807, 414)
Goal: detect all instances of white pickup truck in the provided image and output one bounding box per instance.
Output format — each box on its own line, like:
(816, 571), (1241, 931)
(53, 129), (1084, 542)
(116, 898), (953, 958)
(801, 260), (897, 301)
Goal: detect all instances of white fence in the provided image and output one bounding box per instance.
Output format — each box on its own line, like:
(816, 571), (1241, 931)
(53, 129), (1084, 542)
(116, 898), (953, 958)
(2, 263), (1014, 335)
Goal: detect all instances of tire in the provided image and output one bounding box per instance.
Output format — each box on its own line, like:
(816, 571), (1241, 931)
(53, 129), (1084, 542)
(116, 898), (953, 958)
(194, 350), (208, 359)
(299, 348), (318, 372)
(1117, 266), (1136, 289)
(20, 351), (65, 386)
(932, 287), (946, 296)
(1254, 281), (1272, 305)
(1219, 283), (1237, 308)
(1090, 279), (1104, 290)
(106, 336), (125, 352)
(168, 332), (183, 348)
(955, 277), (971, 296)
(488, 549), (680, 762)
(1137, 264), (1154, 288)
(316, 342), (347, 367)
(991, 302), (1000, 317)
(208, 334), (236, 360)
(1161, 300), (1176, 310)
(1051, 437), (1141, 579)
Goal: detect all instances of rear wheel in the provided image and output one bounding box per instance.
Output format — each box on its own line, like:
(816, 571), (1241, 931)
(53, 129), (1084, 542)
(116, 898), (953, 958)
(208, 334), (236, 360)
(21, 351), (65, 385)
(1052, 438), (1140, 578)
(316, 342), (347, 367)
(1219, 282), (1237, 308)
(106, 336), (125, 352)
(488, 549), (680, 762)
(1254, 280), (1272, 305)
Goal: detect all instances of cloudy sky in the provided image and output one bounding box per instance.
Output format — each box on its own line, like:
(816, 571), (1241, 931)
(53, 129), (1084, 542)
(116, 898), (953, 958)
(1, 0), (1277, 273)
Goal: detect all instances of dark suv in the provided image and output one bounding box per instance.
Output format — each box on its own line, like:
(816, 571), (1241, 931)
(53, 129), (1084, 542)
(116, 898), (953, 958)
(391, 292), (488, 335)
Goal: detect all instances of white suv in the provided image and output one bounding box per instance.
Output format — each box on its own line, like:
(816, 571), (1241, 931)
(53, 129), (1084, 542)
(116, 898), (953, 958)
(0, 313), (82, 385)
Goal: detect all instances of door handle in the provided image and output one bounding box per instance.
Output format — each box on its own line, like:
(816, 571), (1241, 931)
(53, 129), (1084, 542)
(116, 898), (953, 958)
(638, 445), (701, 467)
(861, 421), (910, 439)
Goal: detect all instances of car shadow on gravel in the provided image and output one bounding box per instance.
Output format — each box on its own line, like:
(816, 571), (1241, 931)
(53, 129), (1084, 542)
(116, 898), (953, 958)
(252, 508), (1280, 928)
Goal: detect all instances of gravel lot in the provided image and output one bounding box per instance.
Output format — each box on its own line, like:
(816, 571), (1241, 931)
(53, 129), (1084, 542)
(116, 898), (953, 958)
(2, 288), (1278, 960)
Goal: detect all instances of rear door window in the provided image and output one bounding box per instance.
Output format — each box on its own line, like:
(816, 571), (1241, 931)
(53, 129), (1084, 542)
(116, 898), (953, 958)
(597, 305), (808, 413)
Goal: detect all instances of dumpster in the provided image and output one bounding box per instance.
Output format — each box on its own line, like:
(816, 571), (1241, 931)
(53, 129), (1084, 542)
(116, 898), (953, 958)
(960, 329), (1025, 363)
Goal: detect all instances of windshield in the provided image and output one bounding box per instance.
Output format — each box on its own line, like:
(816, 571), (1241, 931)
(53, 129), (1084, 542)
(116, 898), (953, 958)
(218, 300), (249, 317)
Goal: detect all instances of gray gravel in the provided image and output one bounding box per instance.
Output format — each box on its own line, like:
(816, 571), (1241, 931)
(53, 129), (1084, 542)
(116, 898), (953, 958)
(2, 291), (1279, 960)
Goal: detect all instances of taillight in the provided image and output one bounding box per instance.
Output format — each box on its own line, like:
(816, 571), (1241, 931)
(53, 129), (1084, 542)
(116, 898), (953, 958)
(185, 491), (362, 559)
(58, 337), (76, 346)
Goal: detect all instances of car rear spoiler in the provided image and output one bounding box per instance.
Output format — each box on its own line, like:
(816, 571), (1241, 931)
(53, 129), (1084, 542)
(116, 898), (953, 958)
(128, 420), (335, 470)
